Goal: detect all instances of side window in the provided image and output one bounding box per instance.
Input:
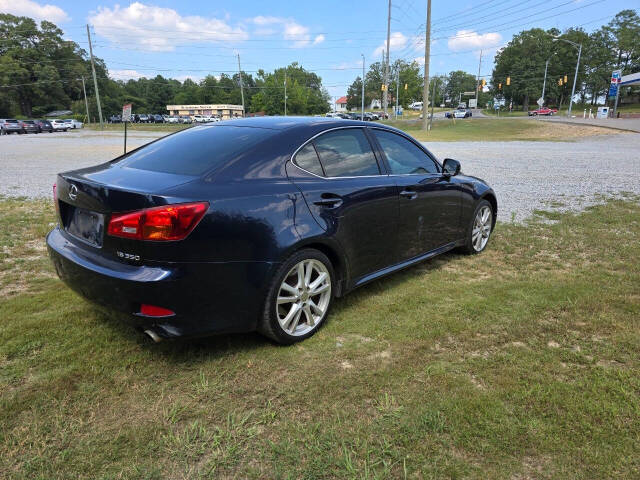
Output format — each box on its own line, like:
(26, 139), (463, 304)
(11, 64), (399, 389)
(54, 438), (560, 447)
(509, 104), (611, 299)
(371, 129), (439, 174)
(294, 143), (324, 176)
(313, 129), (380, 177)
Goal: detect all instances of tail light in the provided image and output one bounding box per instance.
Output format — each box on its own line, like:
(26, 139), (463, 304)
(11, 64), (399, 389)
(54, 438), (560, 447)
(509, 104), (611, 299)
(139, 304), (175, 317)
(107, 202), (208, 241)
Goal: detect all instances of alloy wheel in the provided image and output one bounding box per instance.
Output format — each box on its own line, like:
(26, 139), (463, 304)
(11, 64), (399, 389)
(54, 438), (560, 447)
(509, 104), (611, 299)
(276, 259), (331, 336)
(472, 205), (492, 252)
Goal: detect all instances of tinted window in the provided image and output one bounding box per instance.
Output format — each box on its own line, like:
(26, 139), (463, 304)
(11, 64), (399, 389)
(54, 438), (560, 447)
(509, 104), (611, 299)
(294, 143), (324, 176)
(313, 129), (379, 177)
(372, 129), (439, 174)
(116, 125), (274, 176)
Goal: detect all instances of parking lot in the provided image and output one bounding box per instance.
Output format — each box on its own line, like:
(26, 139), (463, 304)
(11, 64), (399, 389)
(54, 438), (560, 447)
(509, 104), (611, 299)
(1, 128), (639, 222)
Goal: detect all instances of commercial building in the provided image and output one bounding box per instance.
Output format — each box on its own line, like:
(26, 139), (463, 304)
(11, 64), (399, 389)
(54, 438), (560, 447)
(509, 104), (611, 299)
(165, 104), (244, 119)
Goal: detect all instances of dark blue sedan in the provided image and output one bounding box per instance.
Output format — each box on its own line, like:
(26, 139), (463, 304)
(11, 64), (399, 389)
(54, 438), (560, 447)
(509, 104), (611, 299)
(47, 117), (496, 344)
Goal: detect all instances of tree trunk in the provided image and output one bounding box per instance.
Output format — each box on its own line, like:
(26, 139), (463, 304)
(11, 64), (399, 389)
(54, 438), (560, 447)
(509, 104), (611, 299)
(522, 94), (529, 112)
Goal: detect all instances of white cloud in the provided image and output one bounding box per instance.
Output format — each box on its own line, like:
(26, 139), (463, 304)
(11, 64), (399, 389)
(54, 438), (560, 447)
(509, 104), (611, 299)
(250, 16), (320, 48)
(174, 74), (204, 83)
(373, 32), (408, 57)
(447, 30), (502, 52)
(0, 0), (68, 23)
(110, 69), (146, 80)
(89, 2), (248, 52)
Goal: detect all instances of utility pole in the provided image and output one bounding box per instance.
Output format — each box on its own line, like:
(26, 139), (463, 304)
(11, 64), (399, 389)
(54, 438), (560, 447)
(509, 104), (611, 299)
(568, 43), (582, 118)
(395, 65), (399, 120)
(361, 54), (365, 120)
(86, 24), (103, 129)
(237, 53), (245, 117)
(541, 58), (549, 105)
(421, 0), (432, 131)
(284, 70), (287, 116)
(475, 50), (483, 107)
(81, 76), (90, 124)
(383, 0), (391, 117)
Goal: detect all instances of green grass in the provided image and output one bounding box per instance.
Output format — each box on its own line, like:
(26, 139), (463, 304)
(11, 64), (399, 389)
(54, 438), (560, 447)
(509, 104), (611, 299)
(387, 118), (613, 142)
(85, 122), (190, 132)
(481, 109), (529, 117)
(1, 197), (639, 479)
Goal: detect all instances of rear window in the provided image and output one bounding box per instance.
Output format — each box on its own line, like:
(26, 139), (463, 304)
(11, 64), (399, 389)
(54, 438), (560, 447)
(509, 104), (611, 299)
(116, 125), (274, 176)
(6, 119), (18, 123)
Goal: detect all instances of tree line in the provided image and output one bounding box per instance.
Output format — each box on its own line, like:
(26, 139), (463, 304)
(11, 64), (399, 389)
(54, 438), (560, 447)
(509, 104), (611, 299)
(0, 14), (330, 119)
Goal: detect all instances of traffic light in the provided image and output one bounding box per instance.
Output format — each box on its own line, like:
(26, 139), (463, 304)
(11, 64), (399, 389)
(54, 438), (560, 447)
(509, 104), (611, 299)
(481, 79), (486, 87)
(506, 76), (511, 86)
(558, 78), (563, 86)
(564, 75), (568, 83)
(498, 82), (502, 90)
(381, 84), (386, 92)
(404, 83), (408, 90)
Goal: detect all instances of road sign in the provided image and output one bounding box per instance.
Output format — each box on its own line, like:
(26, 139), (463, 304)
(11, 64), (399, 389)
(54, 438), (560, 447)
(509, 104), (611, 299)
(122, 103), (132, 122)
(468, 99), (477, 108)
(608, 84), (618, 98)
(463, 91), (475, 96)
(537, 97), (544, 107)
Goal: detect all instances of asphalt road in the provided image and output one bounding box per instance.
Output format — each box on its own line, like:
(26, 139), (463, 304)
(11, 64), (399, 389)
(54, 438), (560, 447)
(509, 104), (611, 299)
(1, 128), (638, 222)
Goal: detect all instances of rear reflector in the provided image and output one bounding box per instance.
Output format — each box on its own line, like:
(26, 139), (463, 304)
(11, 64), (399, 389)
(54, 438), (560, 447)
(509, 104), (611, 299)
(107, 202), (208, 241)
(140, 304), (175, 317)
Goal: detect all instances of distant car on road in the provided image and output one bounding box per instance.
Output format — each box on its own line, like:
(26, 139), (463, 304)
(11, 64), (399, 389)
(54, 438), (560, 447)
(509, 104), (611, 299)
(35, 119), (54, 133)
(409, 102), (423, 110)
(63, 119), (83, 129)
(20, 120), (40, 134)
(109, 115), (122, 123)
(0, 119), (24, 134)
(50, 119), (69, 132)
(447, 107), (472, 119)
(528, 107), (557, 116)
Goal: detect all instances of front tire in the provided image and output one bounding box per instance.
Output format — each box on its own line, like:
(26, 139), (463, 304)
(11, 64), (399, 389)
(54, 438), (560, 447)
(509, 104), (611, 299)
(462, 199), (494, 254)
(259, 249), (334, 344)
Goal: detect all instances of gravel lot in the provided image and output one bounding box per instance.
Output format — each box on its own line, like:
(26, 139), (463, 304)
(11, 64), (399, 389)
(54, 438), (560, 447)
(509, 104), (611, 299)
(1, 128), (638, 222)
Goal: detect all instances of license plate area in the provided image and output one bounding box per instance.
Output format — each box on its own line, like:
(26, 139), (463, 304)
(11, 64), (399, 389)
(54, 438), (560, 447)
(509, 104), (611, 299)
(65, 207), (105, 247)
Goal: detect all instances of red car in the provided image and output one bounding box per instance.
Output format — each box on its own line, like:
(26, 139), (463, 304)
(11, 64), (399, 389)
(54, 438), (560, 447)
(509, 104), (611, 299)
(528, 107), (558, 116)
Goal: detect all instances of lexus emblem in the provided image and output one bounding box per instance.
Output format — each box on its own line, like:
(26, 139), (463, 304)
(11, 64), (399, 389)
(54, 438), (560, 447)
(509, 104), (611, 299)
(68, 184), (78, 201)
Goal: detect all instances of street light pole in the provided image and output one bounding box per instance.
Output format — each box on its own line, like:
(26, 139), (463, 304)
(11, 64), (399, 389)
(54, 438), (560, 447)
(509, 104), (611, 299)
(541, 59), (549, 105)
(553, 37), (582, 118)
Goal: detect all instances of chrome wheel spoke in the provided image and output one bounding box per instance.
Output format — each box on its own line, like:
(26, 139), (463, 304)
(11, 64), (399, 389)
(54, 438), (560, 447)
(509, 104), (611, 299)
(472, 206), (492, 251)
(276, 258), (332, 337)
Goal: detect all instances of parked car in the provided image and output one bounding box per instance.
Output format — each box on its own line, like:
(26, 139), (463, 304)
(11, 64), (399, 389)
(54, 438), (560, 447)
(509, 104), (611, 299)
(63, 119), (83, 129)
(192, 114), (206, 123)
(409, 102), (423, 110)
(166, 115), (180, 124)
(138, 114), (149, 123)
(109, 115), (122, 123)
(152, 114), (164, 123)
(47, 117), (496, 344)
(50, 119), (69, 131)
(528, 107), (557, 116)
(35, 119), (54, 133)
(366, 112), (380, 120)
(20, 120), (40, 133)
(179, 115), (193, 124)
(0, 119), (25, 134)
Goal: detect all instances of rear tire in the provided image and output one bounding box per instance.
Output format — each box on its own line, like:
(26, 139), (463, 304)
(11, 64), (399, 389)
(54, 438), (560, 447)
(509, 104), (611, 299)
(258, 249), (335, 344)
(461, 199), (494, 254)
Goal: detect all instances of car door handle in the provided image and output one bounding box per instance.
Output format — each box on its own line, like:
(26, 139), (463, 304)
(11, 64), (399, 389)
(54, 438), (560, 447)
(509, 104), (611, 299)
(399, 189), (418, 200)
(314, 194), (343, 209)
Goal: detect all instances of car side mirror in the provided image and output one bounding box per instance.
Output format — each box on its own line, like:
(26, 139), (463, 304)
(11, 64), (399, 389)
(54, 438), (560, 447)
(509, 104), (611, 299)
(442, 158), (461, 177)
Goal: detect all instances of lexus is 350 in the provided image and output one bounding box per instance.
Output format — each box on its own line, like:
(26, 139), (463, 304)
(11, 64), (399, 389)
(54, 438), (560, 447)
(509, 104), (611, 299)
(47, 117), (497, 344)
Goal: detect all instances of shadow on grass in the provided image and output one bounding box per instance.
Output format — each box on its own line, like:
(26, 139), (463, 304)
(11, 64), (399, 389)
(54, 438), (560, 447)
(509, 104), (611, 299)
(92, 249), (464, 362)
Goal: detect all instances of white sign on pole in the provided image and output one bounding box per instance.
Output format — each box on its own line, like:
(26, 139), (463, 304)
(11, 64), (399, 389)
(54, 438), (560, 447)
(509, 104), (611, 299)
(537, 97), (544, 107)
(468, 99), (477, 108)
(122, 103), (132, 122)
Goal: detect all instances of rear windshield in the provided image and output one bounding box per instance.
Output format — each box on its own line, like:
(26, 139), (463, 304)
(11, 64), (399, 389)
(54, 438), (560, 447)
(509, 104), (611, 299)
(116, 125), (275, 176)
(6, 119), (18, 123)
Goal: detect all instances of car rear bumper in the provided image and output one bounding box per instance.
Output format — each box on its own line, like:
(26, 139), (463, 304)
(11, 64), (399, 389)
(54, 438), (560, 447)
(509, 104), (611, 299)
(47, 227), (277, 339)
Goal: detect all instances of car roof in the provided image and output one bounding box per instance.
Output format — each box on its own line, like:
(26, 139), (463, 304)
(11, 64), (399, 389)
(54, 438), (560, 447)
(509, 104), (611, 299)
(219, 115), (380, 131)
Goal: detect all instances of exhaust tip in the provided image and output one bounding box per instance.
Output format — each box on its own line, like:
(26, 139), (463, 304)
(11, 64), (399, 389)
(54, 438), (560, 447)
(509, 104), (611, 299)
(144, 329), (162, 343)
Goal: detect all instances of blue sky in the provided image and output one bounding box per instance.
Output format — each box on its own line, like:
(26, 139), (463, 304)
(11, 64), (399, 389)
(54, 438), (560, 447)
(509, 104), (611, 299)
(2, 0), (628, 99)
